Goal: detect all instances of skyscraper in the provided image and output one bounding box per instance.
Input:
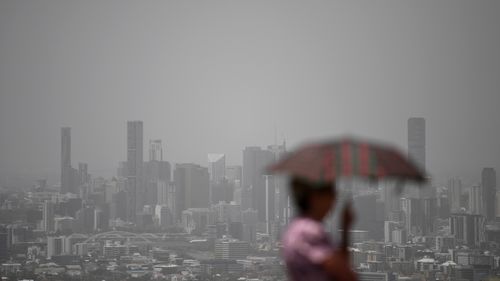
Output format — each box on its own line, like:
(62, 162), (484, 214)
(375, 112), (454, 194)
(208, 154), (226, 184)
(61, 127), (73, 193)
(469, 184), (483, 215)
(449, 213), (485, 247)
(126, 121), (143, 222)
(481, 168), (497, 220)
(174, 163), (210, 221)
(43, 200), (55, 233)
(448, 178), (462, 213)
(242, 146), (274, 223)
(149, 139), (163, 161)
(407, 117), (426, 171)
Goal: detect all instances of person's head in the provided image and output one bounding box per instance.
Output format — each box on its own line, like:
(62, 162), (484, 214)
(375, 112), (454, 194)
(290, 177), (337, 220)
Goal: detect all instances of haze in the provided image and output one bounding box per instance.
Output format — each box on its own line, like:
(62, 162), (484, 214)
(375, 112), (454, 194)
(1, 1), (499, 186)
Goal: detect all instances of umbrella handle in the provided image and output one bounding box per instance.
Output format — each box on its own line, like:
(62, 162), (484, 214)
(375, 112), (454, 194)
(340, 200), (354, 253)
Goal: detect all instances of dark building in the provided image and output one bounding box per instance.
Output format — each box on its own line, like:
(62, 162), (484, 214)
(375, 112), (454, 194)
(450, 213), (485, 247)
(61, 127), (76, 194)
(174, 163), (210, 221)
(126, 121), (144, 222)
(481, 168), (497, 221)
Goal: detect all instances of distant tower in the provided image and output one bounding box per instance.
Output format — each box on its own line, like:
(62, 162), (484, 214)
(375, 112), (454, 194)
(482, 168), (497, 220)
(208, 154), (226, 183)
(149, 139), (163, 161)
(448, 178), (462, 213)
(43, 201), (55, 233)
(407, 118), (426, 172)
(242, 147), (275, 223)
(469, 184), (483, 215)
(127, 121), (144, 222)
(61, 127), (72, 193)
(173, 163), (210, 221)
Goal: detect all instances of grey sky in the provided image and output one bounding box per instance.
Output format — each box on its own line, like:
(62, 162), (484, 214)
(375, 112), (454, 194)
(1, 1), (499, 186)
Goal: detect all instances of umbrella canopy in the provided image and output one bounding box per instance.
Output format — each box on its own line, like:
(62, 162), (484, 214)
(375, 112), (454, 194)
(267, 137), (426, 184)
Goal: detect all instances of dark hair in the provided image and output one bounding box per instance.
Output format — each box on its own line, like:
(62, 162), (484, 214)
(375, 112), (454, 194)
(290, 177), (335, 214)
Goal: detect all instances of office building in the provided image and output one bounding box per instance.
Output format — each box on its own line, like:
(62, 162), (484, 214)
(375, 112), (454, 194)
(126, 121), (143, 222)
(448, 177), (462, 213)
(208, 153), (226, 184)
(43, 200), (55, 233)
(242, 146), (274, 222)
(469, 184), (483, 215)
(149, 139), (163, 161)
(407, 117), (425, 172)
(174, 163), (210, 221)
(61, 127), (75, 194)
(214, 238), (249, 260)
(481, 168), (497, 220)
(449, 213), (485, 247)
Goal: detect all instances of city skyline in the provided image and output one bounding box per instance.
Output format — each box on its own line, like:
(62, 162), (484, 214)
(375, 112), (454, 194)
(1, 1), (500, 280)
(1, 1), (500, 187)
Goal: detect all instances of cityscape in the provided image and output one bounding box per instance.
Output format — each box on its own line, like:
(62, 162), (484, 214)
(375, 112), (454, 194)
(0, 117), (499, 281)
(1, 1), (500, 281)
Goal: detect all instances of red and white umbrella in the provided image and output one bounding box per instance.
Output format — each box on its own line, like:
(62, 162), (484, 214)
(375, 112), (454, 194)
(268, 137), (426, 184)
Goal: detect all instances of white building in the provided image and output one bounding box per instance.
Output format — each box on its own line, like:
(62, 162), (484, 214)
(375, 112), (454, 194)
(215, 238), (249, 260)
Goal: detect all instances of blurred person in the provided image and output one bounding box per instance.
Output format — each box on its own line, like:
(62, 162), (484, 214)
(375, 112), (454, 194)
(282, 177), (357, 281)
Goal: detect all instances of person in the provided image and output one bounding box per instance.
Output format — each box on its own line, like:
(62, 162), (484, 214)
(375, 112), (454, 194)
(282, 177), (357, 281)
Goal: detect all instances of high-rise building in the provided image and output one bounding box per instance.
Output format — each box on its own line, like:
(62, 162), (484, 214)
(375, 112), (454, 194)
(78, 163), (89, 186)
(43, 201), (55, 233)
(384, 221), (399, 243)
(47, 236), (64, 258)
(226, 165), (242, 187)
(401, 197), (422, 236)
(126, 121), (143, 222)
(242, 147), (274, 222)
(448, 178), (462, 213)
(407, 117), (425, 172)
(267, 142), (289, 224)
(208, 154), (226, 184)
(61, 127), (73, 194)
(149, 139), (163, 161)
(144, 160), (171, 206)
(469, 184), (483, 215)
(174, 163), (210, 221)
(481, 168), (497, 220)
(382, 182), (402, 220)
(449, 213), (485, 247)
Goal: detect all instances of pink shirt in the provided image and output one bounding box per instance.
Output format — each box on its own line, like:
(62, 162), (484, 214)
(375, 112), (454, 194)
(282, 217), (336, 281)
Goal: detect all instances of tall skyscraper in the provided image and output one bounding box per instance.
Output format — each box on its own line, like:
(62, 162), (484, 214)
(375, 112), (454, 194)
(43, 200), (55, 233)
(174, 163), (210, 221)
(408, 118), (432, 199)
(408, 117), (426, 172)
(448, 178), (462, 213)
(61, 127), (73, 193)
(267, 142), (289, 224)
(149, 139), (163, 161)
(78, 162), (89, 186)
(126, 121), (143, 222)
(242, 146), (275, 223)
(208, 154), (226, 183)
(469, 184), (483, 215)
(401, 197), (423, 236)
(481, 168), (497, 220)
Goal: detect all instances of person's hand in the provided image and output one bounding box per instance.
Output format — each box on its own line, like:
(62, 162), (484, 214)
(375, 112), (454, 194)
(341, 202), (355, 231)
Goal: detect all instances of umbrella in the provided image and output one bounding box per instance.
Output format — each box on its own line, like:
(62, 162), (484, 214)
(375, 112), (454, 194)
(267, 136), (426, 184)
